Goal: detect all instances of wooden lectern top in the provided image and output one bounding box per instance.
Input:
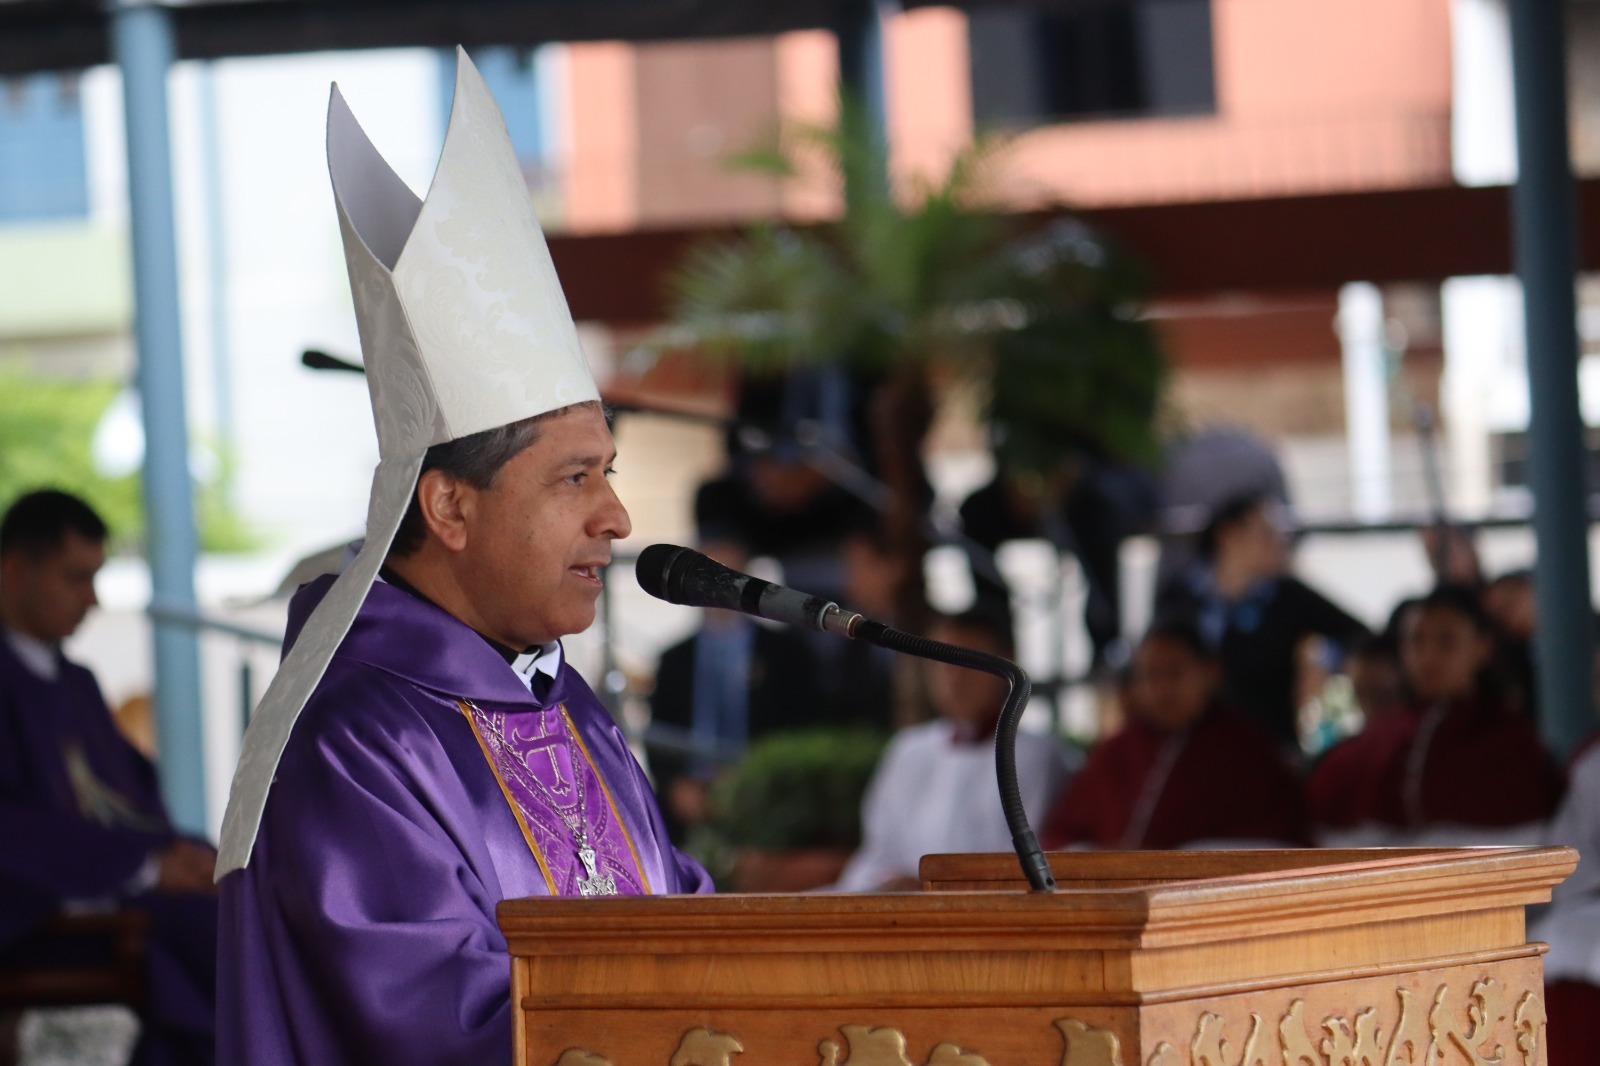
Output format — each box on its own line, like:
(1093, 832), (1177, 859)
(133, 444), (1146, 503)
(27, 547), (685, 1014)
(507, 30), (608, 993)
(498, 847), (1574, 1065)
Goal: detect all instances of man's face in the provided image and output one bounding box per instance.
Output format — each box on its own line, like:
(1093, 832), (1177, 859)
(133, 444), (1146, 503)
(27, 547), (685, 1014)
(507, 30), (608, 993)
(0, 532), (105, 642)
(454, 405), (632, 649)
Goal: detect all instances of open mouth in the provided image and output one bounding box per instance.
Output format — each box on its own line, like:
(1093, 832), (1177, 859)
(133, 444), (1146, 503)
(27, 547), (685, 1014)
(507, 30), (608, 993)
(571, 564), (604, 583)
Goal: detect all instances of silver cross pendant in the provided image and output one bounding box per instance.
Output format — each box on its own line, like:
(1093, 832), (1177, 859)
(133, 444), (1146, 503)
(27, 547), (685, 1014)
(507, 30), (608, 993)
(576, 843), (617, 897)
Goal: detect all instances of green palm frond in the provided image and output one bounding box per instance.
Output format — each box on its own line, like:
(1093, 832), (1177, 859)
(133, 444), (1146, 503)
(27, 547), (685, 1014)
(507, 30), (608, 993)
(659, 108), (1167, 470)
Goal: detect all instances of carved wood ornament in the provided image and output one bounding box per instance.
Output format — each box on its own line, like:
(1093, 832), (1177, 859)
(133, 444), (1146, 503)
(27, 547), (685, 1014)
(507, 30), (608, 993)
(544, 981), (1544, 1066)
(1146, 980), (1546, 1066)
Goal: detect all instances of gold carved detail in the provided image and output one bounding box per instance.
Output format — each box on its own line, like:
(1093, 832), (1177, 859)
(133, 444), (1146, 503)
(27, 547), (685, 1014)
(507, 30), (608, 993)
(672, 1028), (745, 1066)
(549, 1018), (1128, 1066)
(1056, 1018), (1125, 1066)
(1514, 990), (1546, 1064)
(552, 1051), (613, 1066)
(1155, 980), (1546, 1066)
(817, 1025), (990, 1066)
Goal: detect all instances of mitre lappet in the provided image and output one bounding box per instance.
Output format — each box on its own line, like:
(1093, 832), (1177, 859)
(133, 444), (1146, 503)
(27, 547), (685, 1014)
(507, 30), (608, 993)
(216, 47), (600, 876)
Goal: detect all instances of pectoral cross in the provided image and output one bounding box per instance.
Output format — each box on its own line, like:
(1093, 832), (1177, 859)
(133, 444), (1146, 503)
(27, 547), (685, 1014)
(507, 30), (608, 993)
(577, 843), (617, 896)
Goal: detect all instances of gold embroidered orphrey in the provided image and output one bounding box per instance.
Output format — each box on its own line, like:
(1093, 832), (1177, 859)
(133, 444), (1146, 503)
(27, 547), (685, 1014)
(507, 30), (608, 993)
(548, 1016), (1123, 1066)
(541, 980), (1545, 1066)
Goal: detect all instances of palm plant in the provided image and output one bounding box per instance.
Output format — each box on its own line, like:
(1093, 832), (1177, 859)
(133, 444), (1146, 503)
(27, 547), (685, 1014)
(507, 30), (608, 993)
(664, 111), (1166, 636)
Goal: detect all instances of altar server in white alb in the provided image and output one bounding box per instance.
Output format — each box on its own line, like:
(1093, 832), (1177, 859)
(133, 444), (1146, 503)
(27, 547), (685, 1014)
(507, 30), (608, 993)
(833, 607), (1077, 891)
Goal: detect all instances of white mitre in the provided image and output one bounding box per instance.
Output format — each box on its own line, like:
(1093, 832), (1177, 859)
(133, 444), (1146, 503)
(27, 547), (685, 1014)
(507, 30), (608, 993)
(216, 47), (599, 876)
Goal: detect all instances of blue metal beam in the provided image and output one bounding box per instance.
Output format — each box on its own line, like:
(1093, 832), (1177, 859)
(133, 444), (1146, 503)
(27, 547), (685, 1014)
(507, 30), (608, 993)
(112, 1), (209, 832)
(1508, 0), (1594, 758)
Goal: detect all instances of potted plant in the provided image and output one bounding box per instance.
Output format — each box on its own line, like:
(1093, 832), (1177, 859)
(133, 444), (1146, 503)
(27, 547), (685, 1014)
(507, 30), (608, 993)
(689, 728), (887, 893)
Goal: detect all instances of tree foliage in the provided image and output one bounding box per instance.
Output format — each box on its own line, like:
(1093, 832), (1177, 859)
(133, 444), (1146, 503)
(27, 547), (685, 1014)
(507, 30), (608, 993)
(664, 111), (1167, 474)
(0, 369), (254, 553)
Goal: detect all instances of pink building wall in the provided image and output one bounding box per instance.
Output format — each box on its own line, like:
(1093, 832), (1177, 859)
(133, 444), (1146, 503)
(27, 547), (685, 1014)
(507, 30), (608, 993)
(559, 0), (1454, 225)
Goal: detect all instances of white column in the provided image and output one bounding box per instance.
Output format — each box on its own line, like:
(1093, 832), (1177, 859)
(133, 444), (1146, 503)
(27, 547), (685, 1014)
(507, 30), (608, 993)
(1338, 282), (1393, 522)
(1451, 0), (1517, 186)
(1441, 276), (1525, 516)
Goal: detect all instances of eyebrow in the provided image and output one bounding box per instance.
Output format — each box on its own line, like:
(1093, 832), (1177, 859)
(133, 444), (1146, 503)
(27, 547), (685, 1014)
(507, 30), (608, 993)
(559, 452), (616, 469)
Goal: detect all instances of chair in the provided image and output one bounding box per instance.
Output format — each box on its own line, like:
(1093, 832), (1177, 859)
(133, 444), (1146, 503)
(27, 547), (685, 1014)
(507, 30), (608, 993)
(0, 910), (148, 1066)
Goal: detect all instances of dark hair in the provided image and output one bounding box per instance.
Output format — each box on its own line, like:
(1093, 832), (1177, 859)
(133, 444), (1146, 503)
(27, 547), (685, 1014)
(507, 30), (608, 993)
(387, 401), (601, 559)
(930, 604), (1016, 659)
(1138, 617), (1218, 661)
(1407, 583), (1492, 633)
(1198, 492), (1271, 561)
(1487, 568), (1533, 590)
(0, 490), (108, 559)
(1348, 631), (1400, 667)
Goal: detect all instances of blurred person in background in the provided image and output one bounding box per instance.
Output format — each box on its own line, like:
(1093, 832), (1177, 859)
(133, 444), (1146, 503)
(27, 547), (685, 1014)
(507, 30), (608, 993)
(1041, 620), (1310, 850)
(816, 526), (900, 733)
(1307, 585), (1562, 845)
(1532, 727), (1600, 1066)
(0, 489), (216, 1066)
(1156, 492), (1369, 752)
(645, 533), (824, 844)
(1344, 634), (1407, 728)
(831, 607), (1075, 891)
(1482, 569), (1539, 716)
(957, 450), (1157, 674)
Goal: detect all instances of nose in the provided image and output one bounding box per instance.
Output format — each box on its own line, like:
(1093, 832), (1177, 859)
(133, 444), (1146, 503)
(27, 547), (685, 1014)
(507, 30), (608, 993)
(594, 480), (632, 542)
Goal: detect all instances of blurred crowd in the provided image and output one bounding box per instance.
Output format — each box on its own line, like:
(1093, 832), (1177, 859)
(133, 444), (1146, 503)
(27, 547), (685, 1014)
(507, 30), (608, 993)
(639, 372), (1600, 1065)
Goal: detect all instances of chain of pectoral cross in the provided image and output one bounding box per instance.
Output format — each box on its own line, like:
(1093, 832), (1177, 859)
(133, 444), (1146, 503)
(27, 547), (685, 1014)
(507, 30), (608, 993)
(521, 707), (618, 897)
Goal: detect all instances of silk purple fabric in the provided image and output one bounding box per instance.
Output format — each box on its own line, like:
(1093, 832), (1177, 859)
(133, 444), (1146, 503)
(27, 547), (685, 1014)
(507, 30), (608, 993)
(218, 577), (711, 1066)
(0, 634), (217, 1066)
(0, 636), (170, 939)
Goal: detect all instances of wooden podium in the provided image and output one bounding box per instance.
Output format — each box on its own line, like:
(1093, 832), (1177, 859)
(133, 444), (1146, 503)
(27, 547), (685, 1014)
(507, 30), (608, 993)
(498, 847), (1575, 1066)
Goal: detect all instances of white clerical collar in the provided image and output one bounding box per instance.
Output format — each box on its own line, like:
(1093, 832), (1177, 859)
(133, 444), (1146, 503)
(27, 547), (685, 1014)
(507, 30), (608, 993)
(511, 642), (562, 694)
(3, 625), (61, 681)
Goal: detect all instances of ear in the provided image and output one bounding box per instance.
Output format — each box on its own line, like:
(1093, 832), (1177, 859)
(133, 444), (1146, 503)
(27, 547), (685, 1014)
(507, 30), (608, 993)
(414, 469), (473, 553)
(0, 552), (25, 586)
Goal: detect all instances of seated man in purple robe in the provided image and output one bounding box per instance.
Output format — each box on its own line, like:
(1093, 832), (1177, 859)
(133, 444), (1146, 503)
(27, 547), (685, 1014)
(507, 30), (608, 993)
(213, 50), (712, 1066)
(0, 489), (217, 1066)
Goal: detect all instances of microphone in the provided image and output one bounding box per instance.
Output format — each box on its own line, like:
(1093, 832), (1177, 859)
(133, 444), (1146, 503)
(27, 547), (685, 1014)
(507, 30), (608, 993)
(634, 543), (1057, 893)
(301, 348), (366, 374)
(635, 543), (863, 639)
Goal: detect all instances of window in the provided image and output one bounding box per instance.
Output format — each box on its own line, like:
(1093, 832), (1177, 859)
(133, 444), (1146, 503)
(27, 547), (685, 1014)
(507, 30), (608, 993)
(969, 0), (1216, 126)
(0, 72), (90, 222)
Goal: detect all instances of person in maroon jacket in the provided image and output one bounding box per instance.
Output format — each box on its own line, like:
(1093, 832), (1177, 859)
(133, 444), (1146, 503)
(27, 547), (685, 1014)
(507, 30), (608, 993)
(1043, 620), (1310, 850)
(1307, 584), (1563, 845)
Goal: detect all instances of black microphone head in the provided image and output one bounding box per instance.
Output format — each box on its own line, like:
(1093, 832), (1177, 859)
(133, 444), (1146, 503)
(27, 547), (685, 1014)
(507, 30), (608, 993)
(635, 543), (748, 611)
(635, 543), (695, 604)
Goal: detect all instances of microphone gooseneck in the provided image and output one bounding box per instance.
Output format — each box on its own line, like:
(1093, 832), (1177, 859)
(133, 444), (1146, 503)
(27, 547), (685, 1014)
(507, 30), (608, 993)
(634, 543), (1057, 893)
(852, 620), (1056, 893)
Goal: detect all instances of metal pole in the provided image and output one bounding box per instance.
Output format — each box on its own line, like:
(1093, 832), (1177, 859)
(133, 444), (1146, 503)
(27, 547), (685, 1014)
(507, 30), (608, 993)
(834, 0), (891, 206)
(111, 0), (209, 832)
(198, 62), (235, 460)
(1507, 0), (1594, 757)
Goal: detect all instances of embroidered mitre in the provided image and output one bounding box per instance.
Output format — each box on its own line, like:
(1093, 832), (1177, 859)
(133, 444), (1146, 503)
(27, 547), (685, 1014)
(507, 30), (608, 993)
(216, 47), (599, 875)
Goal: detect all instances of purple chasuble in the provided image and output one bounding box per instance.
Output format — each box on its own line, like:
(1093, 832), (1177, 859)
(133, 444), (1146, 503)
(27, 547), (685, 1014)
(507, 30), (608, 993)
(0, 633), (217, 1066)
(0, 634), (174, 942)
(219, 576), (712, 1066)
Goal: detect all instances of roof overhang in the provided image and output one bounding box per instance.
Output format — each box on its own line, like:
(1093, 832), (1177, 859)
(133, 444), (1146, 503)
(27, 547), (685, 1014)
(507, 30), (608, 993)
(547, 179), (1600, 328)
(0, 0), (1133, 77)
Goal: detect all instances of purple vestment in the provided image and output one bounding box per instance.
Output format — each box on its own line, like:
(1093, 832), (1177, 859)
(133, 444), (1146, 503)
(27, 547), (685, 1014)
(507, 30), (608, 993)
(218, 577), (711, 1066)
(0, 634), (217, 1066)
